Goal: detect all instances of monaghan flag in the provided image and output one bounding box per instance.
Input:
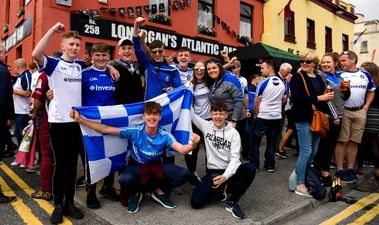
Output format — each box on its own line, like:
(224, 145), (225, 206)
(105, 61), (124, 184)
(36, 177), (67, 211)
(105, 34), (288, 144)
(74, 85), (193, 184)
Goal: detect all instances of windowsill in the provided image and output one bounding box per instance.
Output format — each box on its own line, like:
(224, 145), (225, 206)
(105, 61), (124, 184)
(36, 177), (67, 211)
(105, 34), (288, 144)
(197, 31), (216, 37)
(307, 41), (316, 49)
(284, 35), (296, 44)
(149, 19), (171, 26)
(15, 15), (25, 27)
(325, 48), (333, 53)
(360, 51), (369, 54)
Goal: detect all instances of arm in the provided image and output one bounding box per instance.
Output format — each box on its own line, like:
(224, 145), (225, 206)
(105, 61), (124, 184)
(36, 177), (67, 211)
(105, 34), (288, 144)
(132, 18), (151, 71)
(31, 99), (42, 121)
(244, 94), (251, 118)
(32, 22), (65, 66)
(106, 64), (120, 81)
(13, 88), (31, 97)
(254, 96), (261, 117)
(70, 109), (120, 136)
(364, 91), (375, 112)
(171, 133), (200, 154)
(190, 108), (206, 133)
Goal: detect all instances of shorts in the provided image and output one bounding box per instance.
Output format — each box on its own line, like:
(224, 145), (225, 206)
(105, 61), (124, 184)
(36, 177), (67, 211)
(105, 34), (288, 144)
(338, 109), (366, 143)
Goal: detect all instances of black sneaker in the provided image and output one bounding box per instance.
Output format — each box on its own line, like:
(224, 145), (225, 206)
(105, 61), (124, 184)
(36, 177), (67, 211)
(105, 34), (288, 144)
(225, 201), (245, 219)
(264, 166), (275, 173)
(151, 191), (176, 209)
(321, 176), (333, 187)
(63, 202), (84, 220)
(0, 192), (17, 203)
(127, 192), (143, 213)
(276, 151), (288, 159)
(335, 170), (355, 184)
(75, 176), (87, 187)
(99, 186), (119, 201)
(347, 169), (357, 182)
(50, 205), (63, 224)
(86, 192), (100, 209)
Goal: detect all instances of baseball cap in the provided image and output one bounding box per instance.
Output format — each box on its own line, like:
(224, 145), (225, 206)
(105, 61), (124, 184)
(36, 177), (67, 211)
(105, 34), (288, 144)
(118, 38), (133, 47)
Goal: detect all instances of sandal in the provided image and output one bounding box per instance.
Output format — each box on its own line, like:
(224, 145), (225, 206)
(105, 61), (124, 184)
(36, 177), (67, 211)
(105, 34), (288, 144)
(31, 191), (52, 201)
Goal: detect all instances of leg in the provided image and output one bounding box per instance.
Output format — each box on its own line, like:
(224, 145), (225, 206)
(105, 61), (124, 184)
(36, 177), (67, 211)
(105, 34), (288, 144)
(160, 163), (189, 194)
(227, 163), (256, 202)
(191, 172), (214, 209)
(264, 119), (281, 169)
(39, 115), (53, 193)
(295, 122), (313, 189)
(249, 118), (268, 169)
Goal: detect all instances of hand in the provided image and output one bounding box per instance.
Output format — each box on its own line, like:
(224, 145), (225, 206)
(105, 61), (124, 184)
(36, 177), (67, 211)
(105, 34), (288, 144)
(46, 89), (54, 101)
(220, 49), (228, 58)
(83, 54), (92, 66)
(70, 109), (81, 122)
(162, 87), (173, 93)
(134, 17), (145, 28)
(165, 53), (175, 65)
(51, 22), (65, 33)
(333, 119), (340, 125)
(317, 92), (334, 101)
(107, 64), (120, 81)
(229, 56), (238, 64)
(246, 111), (251, 118)
(139, 30), (147, 40)
(212, 175), (227, 188)
(363, 105), (369, 112)
(190, 133), (201, 147)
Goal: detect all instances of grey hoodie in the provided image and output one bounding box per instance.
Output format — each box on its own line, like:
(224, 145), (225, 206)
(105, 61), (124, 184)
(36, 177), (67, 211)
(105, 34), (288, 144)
(191, 111), (241, 179)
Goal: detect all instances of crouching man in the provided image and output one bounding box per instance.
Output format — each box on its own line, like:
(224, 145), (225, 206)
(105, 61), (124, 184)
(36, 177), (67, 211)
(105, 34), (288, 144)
(70, 101), (200, 213)
(190, 102), (256, 219)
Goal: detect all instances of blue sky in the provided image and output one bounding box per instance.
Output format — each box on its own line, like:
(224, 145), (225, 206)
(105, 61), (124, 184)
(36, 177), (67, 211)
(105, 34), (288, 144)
(344, 0), (378, 21)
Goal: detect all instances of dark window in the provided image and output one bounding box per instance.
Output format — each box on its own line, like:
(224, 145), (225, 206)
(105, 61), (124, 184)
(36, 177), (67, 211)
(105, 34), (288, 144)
(307, 19), (316, 49)
(325, 27), (333, 53)
(240, 3), (252, 37)
(360, 41), (368, 53)
(16, 45), (22, 59)
(198, 0), (215, 36)
(149, 0), (170, 25)
(284, 11), (295, 43)
(342, 34), (349, 51)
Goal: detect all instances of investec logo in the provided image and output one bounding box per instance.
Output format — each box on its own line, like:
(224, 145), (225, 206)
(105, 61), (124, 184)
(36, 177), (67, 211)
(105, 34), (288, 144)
(89, 85), (116, 91)
(64, 77), (82, 82)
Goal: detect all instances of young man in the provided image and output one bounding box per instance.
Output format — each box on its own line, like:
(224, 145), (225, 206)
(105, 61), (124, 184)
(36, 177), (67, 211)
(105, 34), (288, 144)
(132, 17), (181, 100)
(176, 47), (193, 84)
(70, 101), (200, 213)
(190, 102), (256, 220)
(81, 42), (119, 209)
(32, 22), (87, 224)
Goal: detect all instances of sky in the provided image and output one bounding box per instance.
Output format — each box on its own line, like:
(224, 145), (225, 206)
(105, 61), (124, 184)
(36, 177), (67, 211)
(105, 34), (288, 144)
(344, 0), (378, 20)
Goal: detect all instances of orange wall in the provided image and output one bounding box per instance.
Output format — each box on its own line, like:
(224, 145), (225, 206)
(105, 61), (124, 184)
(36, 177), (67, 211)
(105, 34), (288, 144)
(1, 0), (263, 66)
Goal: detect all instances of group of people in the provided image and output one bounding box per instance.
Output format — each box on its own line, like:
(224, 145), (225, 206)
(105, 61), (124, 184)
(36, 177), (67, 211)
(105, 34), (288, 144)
(0, 15), (378, 224)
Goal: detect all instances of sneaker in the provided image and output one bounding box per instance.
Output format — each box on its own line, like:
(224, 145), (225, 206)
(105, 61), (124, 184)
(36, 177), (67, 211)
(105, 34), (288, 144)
(347, 169), (357, 182)
(335, 170), (355, 184)
(26, 164), (40, 174)
(50, 204), (63, 224)
(10, 161), (20, 167)
(321, 176), (333, 187)
(225, 201), (245, 219)
(0, 192), (17, 203)
(99, 186), (119, 201)
(329, 162), (337, 169)
(127, 192), (143, 213)
(63, 202), (83, 220)
(294, 187), (312, 198)
(151, 191), (176, 209)
(76, 176), (87, 187)
(264, 166), (275, 173)
(276, 151), (288, 159)
(188, 172), (201, 186)
(363, 161), (375, 168)
(86, 192), (100, 209)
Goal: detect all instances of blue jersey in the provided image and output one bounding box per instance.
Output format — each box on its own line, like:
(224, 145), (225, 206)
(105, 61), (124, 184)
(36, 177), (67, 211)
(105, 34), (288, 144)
(120, 124), (176, 164)
(82, 66), (116, 107)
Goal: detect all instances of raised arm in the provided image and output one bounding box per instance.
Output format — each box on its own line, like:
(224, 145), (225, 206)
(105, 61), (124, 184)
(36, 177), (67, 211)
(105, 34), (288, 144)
(32, 22), (65, 66)
(70, 109), (120, 136)
(171, 133), (200, 155)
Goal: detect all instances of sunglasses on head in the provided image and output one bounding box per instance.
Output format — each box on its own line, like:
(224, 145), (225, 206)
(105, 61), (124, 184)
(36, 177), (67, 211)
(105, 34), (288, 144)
(340, 51), (352, 56)
(194, 66), (205, 71)
(300, 60), (314, 64)
(151, 49), (163, 55)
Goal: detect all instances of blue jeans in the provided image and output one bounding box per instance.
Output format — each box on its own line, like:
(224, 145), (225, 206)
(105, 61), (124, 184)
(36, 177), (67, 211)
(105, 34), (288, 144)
(249, 118), (282, 169)
(14, 114), (29, 145)
(119, 163), (189, 196)
(295, 122), (320, 184)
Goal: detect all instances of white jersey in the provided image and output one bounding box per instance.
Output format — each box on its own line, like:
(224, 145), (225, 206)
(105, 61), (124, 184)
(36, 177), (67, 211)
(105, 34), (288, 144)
(31, 70), (42, 92)
(13, 71), (31, 115)
(193, 81), (211, 119)
(339, 70), (376, 108)
(41, 55), (84, 123)
(256, 75), (286, 120)
(176, 65), (193, 84)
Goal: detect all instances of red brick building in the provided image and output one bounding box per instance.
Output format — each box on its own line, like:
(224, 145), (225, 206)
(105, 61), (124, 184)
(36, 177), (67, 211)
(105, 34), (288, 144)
(1, 0), (264, 66)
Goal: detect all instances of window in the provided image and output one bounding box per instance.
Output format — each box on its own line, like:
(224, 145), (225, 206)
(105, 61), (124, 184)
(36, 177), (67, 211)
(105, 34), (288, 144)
(342, 34), (349, 51)
(198, 0), (215, 36)
(325, 27), (333, 53)
(284, 11), (295, 43)
(240, 3), (252, 37)
(149, 0), (170, 25)
(360, 41), (368, 53)
(306, 19), (316, 49)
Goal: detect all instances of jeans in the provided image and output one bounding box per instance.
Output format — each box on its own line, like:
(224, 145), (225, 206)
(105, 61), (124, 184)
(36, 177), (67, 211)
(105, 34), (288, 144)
(14, 114), (29, 145)
(191, 163), (256, 209)
(295, 122), (320, 184)
(118, 163), (189, 197)
(249, 118), (282, 169)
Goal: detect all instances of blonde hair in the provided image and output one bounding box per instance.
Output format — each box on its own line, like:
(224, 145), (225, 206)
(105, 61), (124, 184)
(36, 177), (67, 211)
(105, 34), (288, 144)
(301, 50), (319, 66)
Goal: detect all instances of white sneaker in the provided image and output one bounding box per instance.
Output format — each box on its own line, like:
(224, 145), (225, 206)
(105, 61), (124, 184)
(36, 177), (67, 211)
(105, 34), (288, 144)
(10, 161), (20, 166)
(295, 187), (312, 198)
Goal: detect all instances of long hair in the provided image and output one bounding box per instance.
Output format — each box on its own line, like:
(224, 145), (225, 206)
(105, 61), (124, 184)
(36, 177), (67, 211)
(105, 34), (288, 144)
(205, 58), (225, 87)
(192, 60), (208, 88)
(360, 61), (379, 87)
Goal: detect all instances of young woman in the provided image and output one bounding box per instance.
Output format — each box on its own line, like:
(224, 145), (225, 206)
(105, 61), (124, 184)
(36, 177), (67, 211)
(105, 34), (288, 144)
(290, 51), (334, 197)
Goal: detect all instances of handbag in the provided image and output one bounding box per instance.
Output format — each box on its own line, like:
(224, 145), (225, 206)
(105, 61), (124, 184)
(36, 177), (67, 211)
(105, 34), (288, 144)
(299, 72), (329, 137)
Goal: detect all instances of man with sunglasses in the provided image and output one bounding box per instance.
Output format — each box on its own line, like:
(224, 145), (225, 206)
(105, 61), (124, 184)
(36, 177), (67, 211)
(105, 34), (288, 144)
(132, 17), (181, 101)
(334, 50), (376, 183)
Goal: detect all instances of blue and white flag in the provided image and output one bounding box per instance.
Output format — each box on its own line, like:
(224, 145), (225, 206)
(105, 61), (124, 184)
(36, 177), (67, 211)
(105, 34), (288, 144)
(74, 85), (193, 184)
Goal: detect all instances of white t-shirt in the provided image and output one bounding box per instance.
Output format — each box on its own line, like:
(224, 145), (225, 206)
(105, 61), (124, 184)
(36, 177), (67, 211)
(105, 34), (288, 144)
(176, 65), (193, 84)
(193, 81), (211, 119)
(31, 70), (42, 92)
(41, 55), (85, 123)
(339, 70), (376, 108)
(13, 71), (31, 115)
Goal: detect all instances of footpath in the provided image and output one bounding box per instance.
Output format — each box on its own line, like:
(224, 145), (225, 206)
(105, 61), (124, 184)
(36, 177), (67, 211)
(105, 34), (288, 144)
(73, 141), (375, 225)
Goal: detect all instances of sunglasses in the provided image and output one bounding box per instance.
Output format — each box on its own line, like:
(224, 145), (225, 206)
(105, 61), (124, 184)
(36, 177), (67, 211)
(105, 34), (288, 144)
(300, 60), (314, 64)
(194, 66), (205, 71)
(340, 51), (352, 56)
(151, 49), (163, 55)
(231, 65), (239, 69)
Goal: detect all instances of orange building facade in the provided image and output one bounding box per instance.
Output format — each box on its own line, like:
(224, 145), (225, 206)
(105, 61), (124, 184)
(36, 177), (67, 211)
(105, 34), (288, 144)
(1, 0), (264, 66)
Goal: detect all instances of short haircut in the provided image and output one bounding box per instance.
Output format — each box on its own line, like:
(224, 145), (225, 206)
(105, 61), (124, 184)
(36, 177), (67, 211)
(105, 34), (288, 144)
(211, 102), (227, 112)
(178, 46), (191, 53)
(249, 74), (259, 82)
(144, 101), (162, 114)
(149, 40), (164, 50)
(233, 60), (241, 67)
(29, 62), (38, 70)
(62, 31), (82, 41)
(263, 60), (275, 70)
(280, 62), (292, 71)
(340, 50), (358, 64)
(91, 42), (110, 54)
(14, 58), (27, 68)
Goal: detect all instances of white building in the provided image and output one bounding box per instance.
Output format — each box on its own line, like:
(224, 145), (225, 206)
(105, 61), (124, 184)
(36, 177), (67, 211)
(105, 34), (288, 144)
(353, 13), (379, 66)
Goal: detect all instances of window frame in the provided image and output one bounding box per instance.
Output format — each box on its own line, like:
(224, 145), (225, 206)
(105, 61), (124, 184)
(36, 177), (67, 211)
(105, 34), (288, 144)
(342, 34), (349, 51)
(197, 0), (215, 36)
(239, 2), (252, 38)
(325, 26), (333, 53)
(360, 40), (368, 53)
(284, 11), (296, 43)
(306, 19), (316, 49)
